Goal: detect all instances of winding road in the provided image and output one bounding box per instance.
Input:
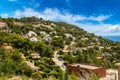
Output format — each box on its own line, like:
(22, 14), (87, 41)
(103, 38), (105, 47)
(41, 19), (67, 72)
(52, 51), (66, 71)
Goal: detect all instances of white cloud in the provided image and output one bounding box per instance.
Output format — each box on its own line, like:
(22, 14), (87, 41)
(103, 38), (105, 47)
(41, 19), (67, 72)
(77, 23), (120, 36)
(11, 8), (120, 36)
(105, 25), (120, 32)
(14, 8), (41, 18)
(14, 8), (110, 22)
(88, 15), (111, 22)
(0, 13), (9, 18)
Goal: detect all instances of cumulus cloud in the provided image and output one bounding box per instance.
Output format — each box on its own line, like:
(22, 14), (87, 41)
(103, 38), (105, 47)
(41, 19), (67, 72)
(104, 25), (120, 32)
(88, 15), (111, 22)
(6, 7), (118, 36)
(0, 13), (9, 18)
(14, 8), (110, 23)
(14, 8), (41, 18)
(77, 23), (120, 36)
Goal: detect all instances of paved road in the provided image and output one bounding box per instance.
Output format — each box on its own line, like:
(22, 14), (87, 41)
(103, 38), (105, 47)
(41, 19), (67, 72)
(52, 51), (66, 71)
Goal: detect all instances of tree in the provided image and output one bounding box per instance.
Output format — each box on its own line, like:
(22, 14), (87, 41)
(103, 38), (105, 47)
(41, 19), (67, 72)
(11, 49), (23, 62)
(57, 50), (64, 55)
(44, 46), (53, 58)
(0, 47), (10, 61)
(17, 62), (32, 77)
(51, 37), (64, 48)
(34, 41), (46, 56)
(0, 58), (16, 76)
(69, 73), (79, 80)
(31, 71), (43, 80)
(58, 69), (64, 80)
(88, 74), (99, 80)
(63, 72), (69, 80)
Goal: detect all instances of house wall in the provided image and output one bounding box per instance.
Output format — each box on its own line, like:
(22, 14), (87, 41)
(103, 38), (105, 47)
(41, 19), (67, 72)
(92, 67), (106, 78)
(67, 65), (81, 76)
(66, 65), (106, 78)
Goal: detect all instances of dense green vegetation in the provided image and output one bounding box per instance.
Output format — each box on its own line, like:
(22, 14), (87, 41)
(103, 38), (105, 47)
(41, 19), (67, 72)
(0, 16), (120, 79)
(0, 47), (32, 77)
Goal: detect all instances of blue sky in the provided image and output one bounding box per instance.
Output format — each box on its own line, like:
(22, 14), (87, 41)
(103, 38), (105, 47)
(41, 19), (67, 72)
(0, 0), (120, 36)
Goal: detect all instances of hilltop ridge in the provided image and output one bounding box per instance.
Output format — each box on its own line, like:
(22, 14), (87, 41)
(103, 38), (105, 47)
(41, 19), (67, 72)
(0, 17), (120, 79)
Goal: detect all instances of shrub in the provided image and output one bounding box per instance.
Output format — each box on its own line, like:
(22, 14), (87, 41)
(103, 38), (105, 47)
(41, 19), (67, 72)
(31, 71), (42, 80)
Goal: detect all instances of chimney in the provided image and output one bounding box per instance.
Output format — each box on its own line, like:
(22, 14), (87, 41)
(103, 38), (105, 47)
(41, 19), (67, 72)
(115, 63), (120, 80)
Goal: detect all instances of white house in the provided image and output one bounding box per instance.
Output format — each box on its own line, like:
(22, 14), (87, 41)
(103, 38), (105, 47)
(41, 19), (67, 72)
(65, 33), (73, 38)
(28, 31), (37, 37)
(40, 31), (46, 35)
(30, 37), (37, 42)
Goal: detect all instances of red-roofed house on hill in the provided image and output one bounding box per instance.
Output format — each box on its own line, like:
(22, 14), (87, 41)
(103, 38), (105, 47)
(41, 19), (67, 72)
(67, 63), (106, 78)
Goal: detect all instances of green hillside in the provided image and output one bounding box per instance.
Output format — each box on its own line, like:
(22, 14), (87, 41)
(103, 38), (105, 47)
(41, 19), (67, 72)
(0, 17), (120, 80)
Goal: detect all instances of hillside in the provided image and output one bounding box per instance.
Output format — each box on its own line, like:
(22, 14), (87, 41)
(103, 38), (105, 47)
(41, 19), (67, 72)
(0, 17), (120, 79)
